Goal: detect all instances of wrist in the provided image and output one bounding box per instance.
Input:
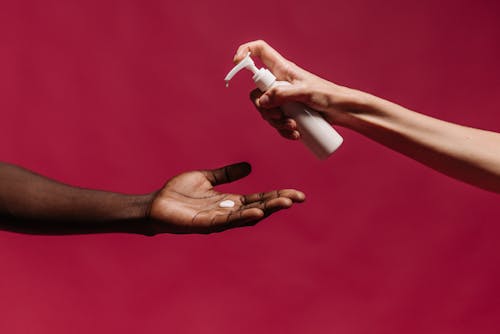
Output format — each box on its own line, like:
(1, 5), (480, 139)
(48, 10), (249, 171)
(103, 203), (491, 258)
(121, 193), (157, 236)
(121, 194), (154, 219)
(325, 86), (379, 129)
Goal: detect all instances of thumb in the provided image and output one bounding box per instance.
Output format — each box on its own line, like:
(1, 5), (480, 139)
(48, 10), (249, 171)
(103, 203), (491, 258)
(258, 83), (308, 109)
(202, 162), (252, 187)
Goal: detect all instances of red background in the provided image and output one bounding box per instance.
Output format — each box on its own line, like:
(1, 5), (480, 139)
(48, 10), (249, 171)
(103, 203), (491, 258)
(1, 0), (499, 333)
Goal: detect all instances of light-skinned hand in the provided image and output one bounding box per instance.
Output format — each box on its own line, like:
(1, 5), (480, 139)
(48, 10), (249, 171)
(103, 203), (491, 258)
(233, 40), (364, 140)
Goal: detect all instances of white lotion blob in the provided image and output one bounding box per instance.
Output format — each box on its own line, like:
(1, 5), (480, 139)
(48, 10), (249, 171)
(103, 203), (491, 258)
(219, 200), (235, 208)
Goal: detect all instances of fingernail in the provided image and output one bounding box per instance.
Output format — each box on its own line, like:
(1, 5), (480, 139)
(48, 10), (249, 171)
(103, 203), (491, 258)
(259, 95), (270, 107)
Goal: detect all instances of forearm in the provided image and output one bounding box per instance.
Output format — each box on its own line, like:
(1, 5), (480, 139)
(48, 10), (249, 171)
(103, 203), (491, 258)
(338, 91), (500, 193)
(0, 162), (155, 235)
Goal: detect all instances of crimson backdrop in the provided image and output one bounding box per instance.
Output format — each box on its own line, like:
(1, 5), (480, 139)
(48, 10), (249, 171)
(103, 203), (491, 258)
(1, 0), (499, 333)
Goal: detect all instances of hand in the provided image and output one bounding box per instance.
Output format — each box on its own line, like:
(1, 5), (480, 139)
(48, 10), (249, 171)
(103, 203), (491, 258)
(233, 40), (363, 140)
(148, 162), (305, 234)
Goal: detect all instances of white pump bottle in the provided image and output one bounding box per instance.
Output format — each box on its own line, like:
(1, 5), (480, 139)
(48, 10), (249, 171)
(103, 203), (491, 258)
(225, 52), (343, 160)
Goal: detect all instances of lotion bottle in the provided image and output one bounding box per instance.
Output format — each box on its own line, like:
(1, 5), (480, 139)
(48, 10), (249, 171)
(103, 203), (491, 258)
(225, 52), (343, 160)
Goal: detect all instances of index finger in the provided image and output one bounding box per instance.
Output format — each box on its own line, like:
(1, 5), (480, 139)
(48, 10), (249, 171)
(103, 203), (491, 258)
(233, 40), (291, 79)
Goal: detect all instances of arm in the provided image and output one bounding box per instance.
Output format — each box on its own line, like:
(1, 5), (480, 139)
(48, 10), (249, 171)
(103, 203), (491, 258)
(0, 161), (305, 235)
(234, 40), (500, 193)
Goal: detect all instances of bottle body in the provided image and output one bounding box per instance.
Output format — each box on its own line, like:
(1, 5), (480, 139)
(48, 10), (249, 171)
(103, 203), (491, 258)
(269, 81), (343, 160)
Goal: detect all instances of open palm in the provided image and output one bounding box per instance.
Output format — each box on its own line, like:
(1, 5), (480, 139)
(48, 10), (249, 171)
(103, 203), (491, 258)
(149, 162), (305, 234)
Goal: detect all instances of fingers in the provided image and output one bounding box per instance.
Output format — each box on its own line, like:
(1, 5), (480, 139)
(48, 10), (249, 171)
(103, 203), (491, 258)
(211, 208), (264, 228)
(249, 89), (300, 141)
(278, 129), (301, 140)
(233, 40), (295, 80)
(258, 84), (309, 109)
(204, 198), (297, 233)
(242, 189), (306, 205)
(249, 89), (282, 119)
(250, 80), (309, 112)
(241, 197), (293, 215)
(269, 118), (298, 132)
(188, 208), (264, 234)
(192, 189), (305, 233)
(249, 87), (263, 105)
(202, 162), (251, 186)
(234, 40), (288, 71)
(217, 189), (305, 230)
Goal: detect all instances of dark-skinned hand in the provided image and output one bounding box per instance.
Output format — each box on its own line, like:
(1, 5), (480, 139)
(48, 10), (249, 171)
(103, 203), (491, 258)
(149, 162), (305, 234)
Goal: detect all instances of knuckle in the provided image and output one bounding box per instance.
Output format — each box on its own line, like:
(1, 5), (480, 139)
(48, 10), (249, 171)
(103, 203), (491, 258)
(255, 39), (267, 47)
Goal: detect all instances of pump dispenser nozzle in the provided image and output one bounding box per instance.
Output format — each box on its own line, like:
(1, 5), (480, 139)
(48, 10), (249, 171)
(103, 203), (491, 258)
(224, 52), (258, 86)
(224, 52), (277, 91)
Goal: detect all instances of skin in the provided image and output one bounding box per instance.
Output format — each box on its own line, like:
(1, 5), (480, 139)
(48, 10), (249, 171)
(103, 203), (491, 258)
(0, 161), (305, 235)
(233, 40), (500, 193)
(149, 162), (304, 234)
